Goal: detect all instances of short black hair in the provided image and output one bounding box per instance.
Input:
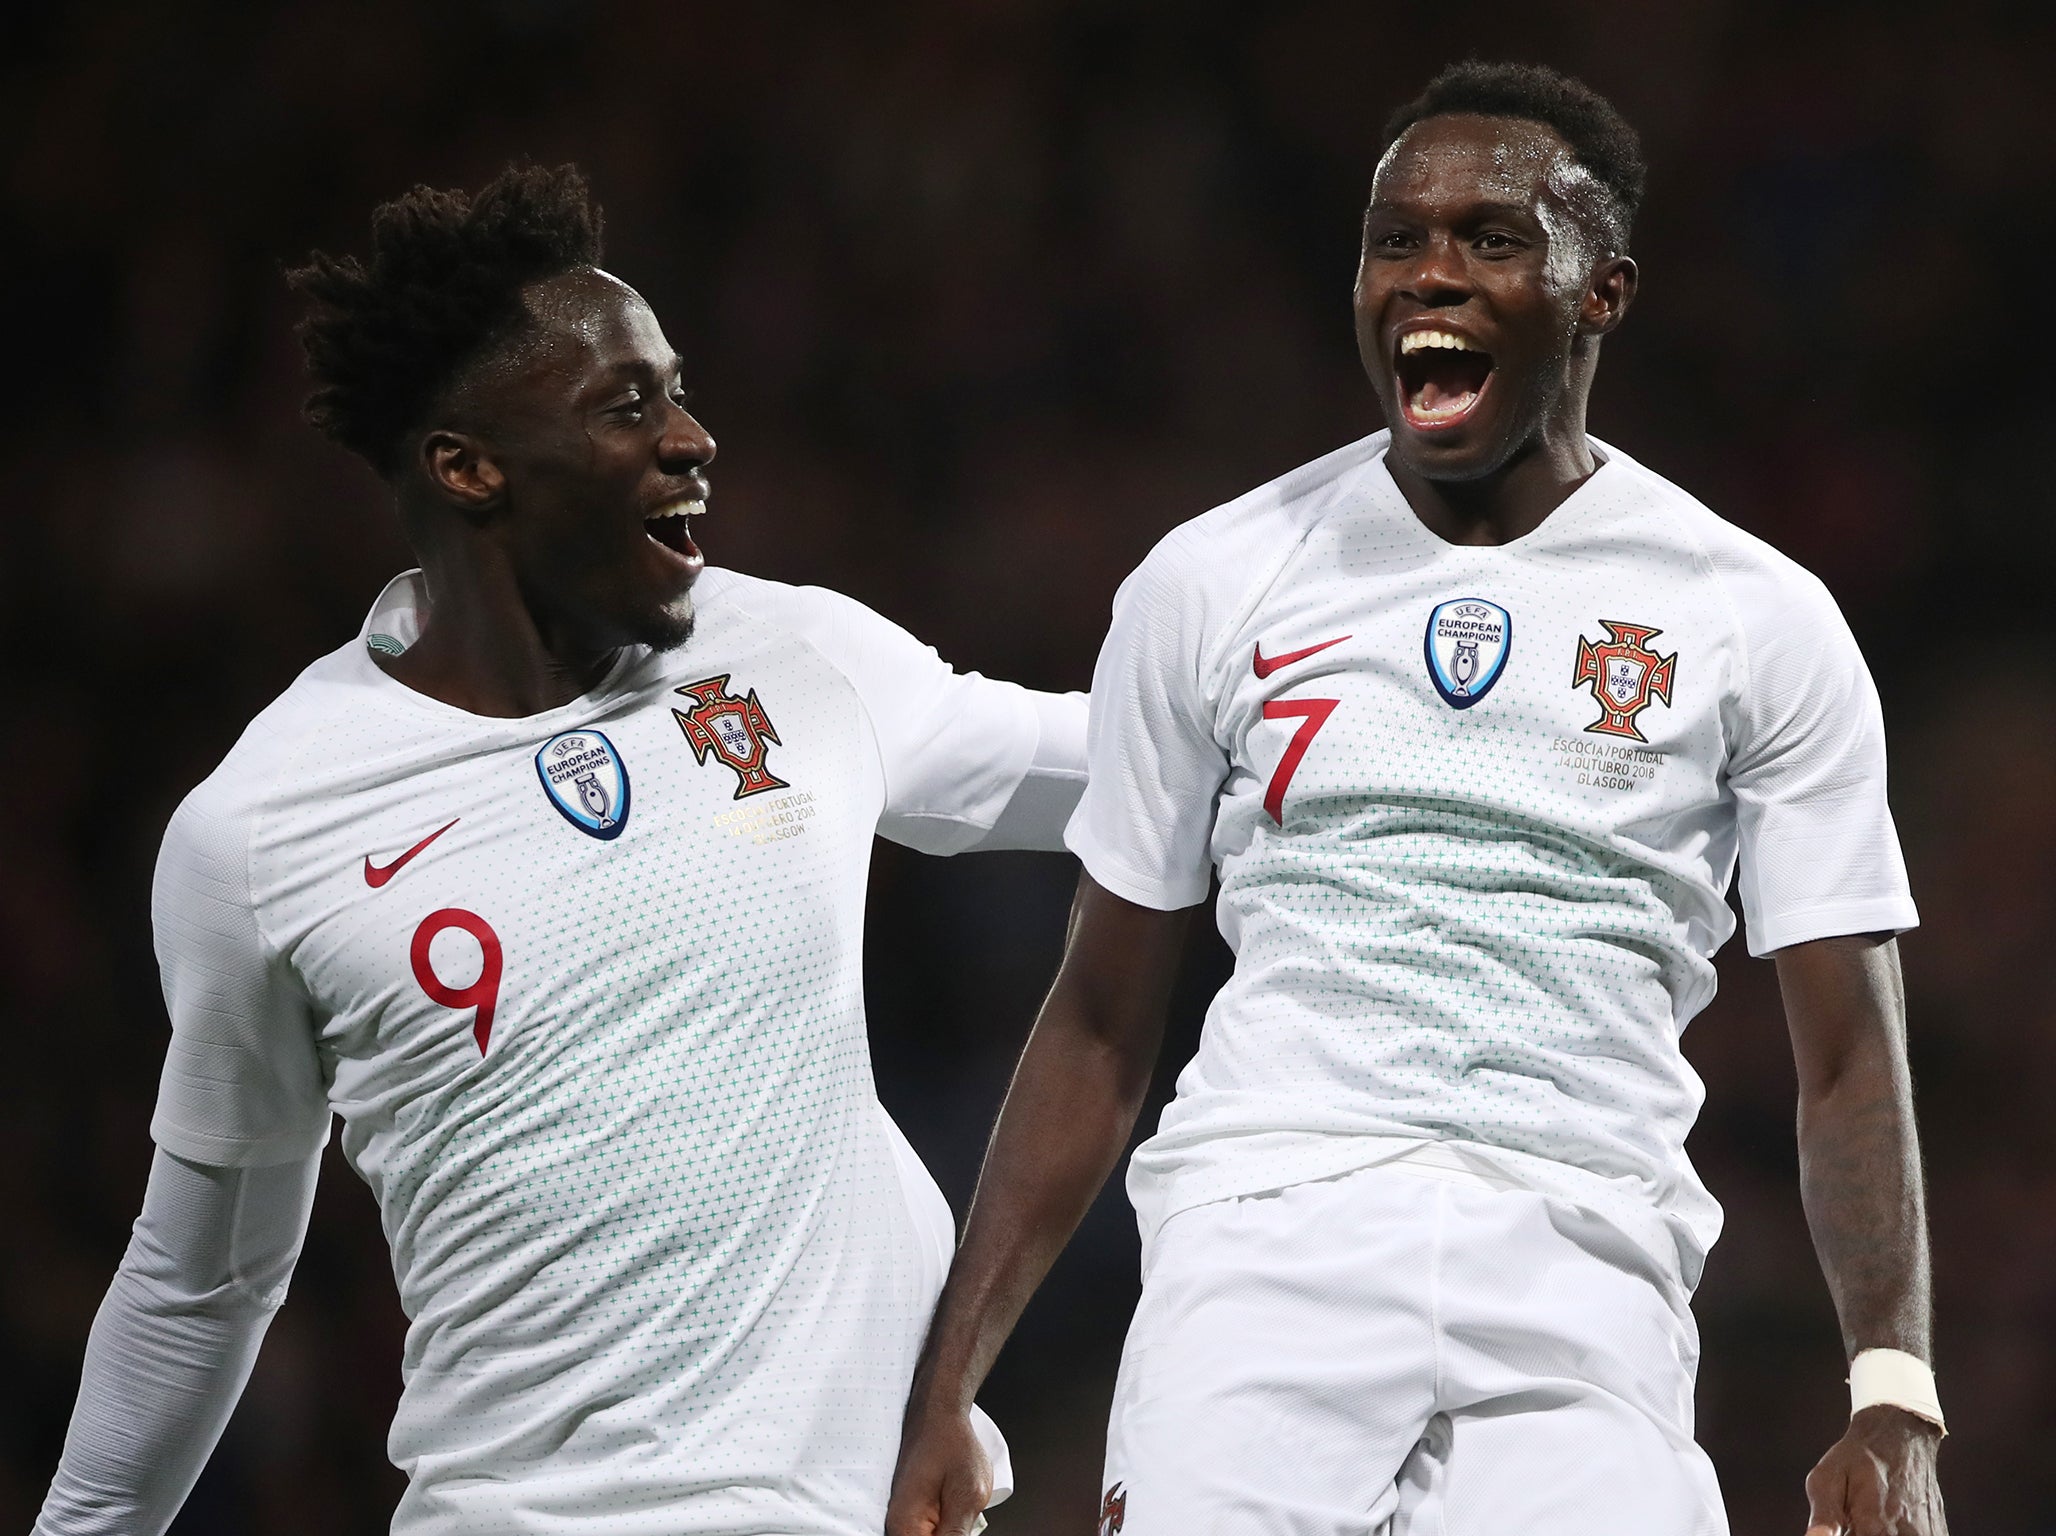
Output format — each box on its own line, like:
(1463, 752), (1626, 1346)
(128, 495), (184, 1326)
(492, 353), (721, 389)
(288, 162), (604, 478)
(1381, 61), (1646, 251)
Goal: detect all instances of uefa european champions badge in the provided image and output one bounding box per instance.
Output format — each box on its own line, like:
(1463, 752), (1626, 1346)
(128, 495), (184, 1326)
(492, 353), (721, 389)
(1423, 598), (1512, 709)
(534, 730), (631, 839)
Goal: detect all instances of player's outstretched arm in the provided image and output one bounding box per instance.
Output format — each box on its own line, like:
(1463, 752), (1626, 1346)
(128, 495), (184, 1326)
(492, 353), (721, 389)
(1776, 933), (1947, 1536)
(887, 873), (1194, 1536)
(34, 1147), (319, 1536)
(958, 689), (1089, 854)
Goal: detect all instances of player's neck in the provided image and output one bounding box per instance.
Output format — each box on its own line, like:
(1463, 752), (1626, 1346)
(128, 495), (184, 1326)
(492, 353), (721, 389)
(1390, 425), (1597, 547)
(374, 565), (620, 719)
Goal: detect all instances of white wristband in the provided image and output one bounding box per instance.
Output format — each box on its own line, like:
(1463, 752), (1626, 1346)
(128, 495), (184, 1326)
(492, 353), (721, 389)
(1848, 1348), (1945, 1434)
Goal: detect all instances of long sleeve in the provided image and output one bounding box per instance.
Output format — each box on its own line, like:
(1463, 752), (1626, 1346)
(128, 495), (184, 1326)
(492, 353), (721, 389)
(958, 687), (1088, 852)
(34, 1147), (320, 1536)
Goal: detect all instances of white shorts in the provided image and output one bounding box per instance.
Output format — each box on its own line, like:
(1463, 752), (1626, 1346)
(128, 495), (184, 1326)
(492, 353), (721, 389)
(1099, 1163), (1727, 1536)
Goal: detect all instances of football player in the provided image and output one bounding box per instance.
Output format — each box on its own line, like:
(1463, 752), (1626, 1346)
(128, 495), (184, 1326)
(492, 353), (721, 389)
(889, 62), (1945, 1536)
(35, 164), (1083, 1536)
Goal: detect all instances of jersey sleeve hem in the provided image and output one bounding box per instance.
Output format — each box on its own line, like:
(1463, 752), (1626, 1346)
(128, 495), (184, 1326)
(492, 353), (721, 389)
(149, 1114), (332, 1170)
(937, 680), (1042, 836)
(954, 689), (1089, 853)
(875, 682), (1040, 854)
(1065, 823), (1211, 912)
(1744, 898), (1920, 958)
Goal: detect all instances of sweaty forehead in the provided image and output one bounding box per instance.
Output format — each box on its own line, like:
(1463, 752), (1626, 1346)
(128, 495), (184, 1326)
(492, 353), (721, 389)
(1371, 113), (1577, 214)
(515, 267), (673, 381)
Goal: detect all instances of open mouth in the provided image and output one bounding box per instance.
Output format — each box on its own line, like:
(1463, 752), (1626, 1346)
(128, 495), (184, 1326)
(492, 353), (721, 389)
(643, 497), (706, 565)
(1394, 330), (1494, 431)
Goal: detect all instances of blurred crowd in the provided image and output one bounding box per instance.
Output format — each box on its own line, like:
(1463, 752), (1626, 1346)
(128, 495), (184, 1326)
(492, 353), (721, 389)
(3, 0), (2053, 1530)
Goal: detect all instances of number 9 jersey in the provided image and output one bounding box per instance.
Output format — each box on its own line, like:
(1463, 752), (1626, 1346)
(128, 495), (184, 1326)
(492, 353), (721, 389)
(146, 567), (1081, 1535)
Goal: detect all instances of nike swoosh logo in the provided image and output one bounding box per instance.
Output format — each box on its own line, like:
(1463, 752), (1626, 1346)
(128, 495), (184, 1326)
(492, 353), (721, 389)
(364, 818), (461, 888)
(1252, 634), (1351, 679)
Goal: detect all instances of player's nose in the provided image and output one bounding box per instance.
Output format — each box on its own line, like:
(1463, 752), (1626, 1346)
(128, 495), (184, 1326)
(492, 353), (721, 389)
(1397, 230), (1474, 307)
(657, 400), (716, 470)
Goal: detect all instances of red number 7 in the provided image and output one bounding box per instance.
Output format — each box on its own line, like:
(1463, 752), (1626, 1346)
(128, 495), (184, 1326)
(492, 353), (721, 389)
(1261, 697), (1339, 825)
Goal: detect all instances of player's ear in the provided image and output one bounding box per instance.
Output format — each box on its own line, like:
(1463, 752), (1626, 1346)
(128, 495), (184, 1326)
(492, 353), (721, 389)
(419, 429), (507, 521)
(1582, 254), (1637, 336)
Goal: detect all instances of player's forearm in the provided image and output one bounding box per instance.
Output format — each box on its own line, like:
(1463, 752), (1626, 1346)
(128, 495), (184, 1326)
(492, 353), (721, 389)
(911, 999), (1160, 1414)
(907, 878), (1189, 1419)
(1796, 1040), (1931, 1358)
(37, 1268), (273, 1534)
(1782, 936), (1932, 1360)
(36, 1149), (318, 1536)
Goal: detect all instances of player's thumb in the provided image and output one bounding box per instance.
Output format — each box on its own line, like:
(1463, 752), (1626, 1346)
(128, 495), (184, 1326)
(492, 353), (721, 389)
(882, 1459), (940, 1536)
(885, 1437), (986, 1536)
(1804, 1460), (1848, 1536)
(883, 1479), (941, 1536)
(935, 1451), (995, 1536)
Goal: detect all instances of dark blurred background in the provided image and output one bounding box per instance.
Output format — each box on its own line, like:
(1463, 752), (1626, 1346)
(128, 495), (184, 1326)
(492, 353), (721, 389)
(3, 0), (2053, 1530)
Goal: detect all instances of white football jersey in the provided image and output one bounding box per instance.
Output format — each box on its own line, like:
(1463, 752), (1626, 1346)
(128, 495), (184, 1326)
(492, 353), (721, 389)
(148, 567), (1080, 1534)
(1067, 431), (1915, 1287)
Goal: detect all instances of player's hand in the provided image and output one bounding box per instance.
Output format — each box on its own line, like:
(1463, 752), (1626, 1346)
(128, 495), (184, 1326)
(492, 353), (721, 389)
(886, 1404), (993, 1536)
(1803, 1405), (1946, 1536)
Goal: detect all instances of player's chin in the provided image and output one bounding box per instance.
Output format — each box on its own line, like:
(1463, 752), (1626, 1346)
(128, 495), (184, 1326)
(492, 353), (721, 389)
(627, 592), (697, 652)
(1385, 398), (1515, 483)
(620, 545), (702, 651)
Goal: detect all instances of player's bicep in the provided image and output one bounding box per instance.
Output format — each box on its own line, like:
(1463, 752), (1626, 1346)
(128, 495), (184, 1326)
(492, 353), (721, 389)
(1050, 872), (1200, 1045)
(150, 792), (330, 1169)
(1772, 933), (1907, 1099)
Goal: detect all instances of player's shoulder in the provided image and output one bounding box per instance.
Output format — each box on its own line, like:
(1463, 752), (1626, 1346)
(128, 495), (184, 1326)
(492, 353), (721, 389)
(158, 683), (314, 893)
(693, 565), (923, 668)
(1594, 438), (1841, 620)
(1160, 430), (1389, 562)
(696, 564), (885, 633)
(1126, 431), (1393, 613)
(164, 639), (391, 858)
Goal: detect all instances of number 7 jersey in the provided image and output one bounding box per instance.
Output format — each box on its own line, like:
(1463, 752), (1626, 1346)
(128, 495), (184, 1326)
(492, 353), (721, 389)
(1066, 431), (1916, 1287)
(147, 568), (1080, 1534)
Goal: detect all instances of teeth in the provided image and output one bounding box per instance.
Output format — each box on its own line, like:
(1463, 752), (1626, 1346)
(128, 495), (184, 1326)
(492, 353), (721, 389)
(648, 499), (705, 520)
(1398, 330), (1481, 355)
(1409, 393), (1477, 419)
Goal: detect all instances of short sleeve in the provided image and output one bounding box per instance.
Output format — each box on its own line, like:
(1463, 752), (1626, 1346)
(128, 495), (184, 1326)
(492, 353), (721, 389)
(1064, 527), (1229, 910)
(149, 783), (331, 1167)
(798, 588), (1048, 855)
(1726, 565), (1918, 956)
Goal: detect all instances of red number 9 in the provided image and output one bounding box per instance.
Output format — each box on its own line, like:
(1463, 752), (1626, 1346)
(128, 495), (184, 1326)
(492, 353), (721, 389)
(410, 908), (503, 1054)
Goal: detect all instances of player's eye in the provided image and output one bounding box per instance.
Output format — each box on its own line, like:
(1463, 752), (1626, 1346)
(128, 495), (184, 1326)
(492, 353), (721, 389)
(1474, 231), (1522, 253)
(607, 392), (646, 421)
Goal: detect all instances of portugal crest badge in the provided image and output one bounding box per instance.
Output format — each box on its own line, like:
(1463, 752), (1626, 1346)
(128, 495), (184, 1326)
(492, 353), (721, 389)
(1572, 620), (1677, 741)
(673, 675), (789, 799)
(1423, 597), (1512, 708)
(534, 730), (632, 839)
(1097, 1482), (1127, 1536)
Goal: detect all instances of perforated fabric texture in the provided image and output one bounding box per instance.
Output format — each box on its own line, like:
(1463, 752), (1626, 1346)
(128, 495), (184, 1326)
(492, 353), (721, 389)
(1065, 431), (1915, 1287)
